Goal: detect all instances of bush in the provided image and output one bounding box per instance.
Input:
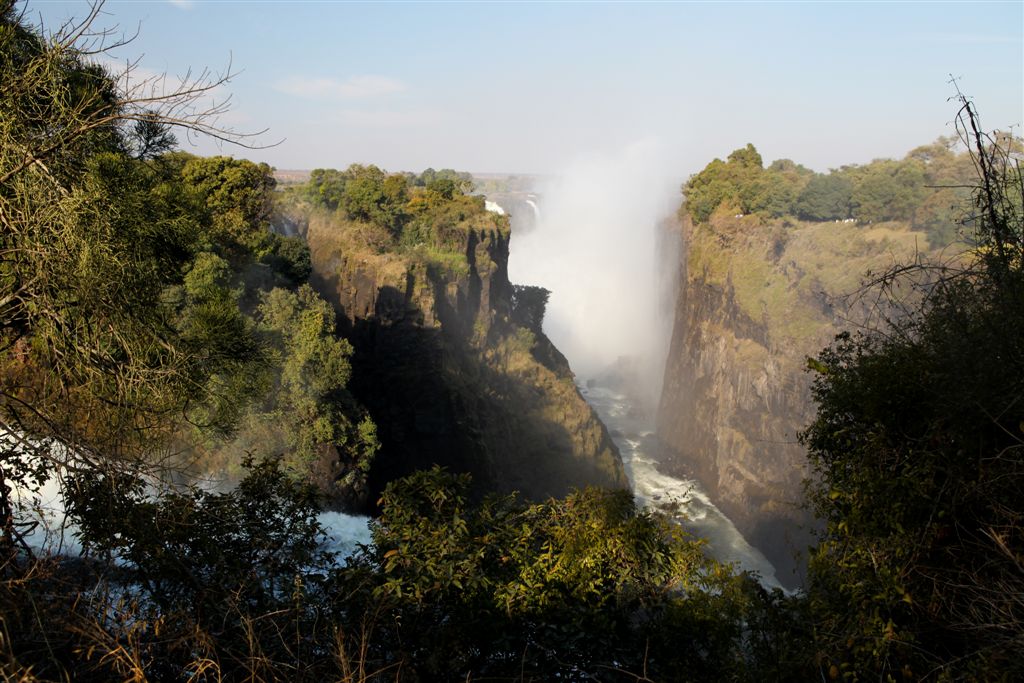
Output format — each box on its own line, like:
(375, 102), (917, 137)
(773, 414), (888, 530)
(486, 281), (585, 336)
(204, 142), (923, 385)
(802, 102), (1024, 680)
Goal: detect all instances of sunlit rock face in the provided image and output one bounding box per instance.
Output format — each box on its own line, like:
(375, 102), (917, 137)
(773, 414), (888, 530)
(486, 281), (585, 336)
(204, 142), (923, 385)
(657, 213), (828, 587)
(305, 210), (626, 511)
(657, 210), (937, 587)
(657, 253), (817, 588)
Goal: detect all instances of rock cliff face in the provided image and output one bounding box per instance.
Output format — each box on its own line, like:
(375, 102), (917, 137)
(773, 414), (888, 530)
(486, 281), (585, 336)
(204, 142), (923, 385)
(306, 210), (626, 509)
(658, 211), (932, 586)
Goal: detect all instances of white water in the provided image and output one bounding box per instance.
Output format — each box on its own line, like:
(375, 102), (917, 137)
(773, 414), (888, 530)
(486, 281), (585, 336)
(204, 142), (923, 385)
(13, 472), (84, 557)
(506, 142), (680, 413)
(524, 198), (540, 222)
(581, 385), (783, 590)
(10, 433), (776, 588)
(11, 460), (370, 562)
(318, 511), (372, 558)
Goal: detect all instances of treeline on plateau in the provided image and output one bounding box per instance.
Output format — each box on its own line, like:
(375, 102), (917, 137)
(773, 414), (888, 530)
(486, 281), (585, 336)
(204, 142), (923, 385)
(683, 138), (984, 247)
(2, 2), (1023, 681)
(298, 164), (495, 257)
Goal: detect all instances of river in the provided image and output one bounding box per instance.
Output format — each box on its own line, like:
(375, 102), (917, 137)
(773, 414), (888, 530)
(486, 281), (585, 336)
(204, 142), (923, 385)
(579, 383), (783, 590)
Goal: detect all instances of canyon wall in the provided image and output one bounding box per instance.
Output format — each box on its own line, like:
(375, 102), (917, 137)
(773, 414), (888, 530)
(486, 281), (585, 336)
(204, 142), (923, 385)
(658, 210), (931, 585)
(305, 208), (627, 509)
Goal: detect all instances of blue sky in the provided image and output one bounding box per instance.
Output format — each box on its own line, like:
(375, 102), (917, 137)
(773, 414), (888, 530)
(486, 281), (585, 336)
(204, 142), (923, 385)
(28, 0), (1024, 177)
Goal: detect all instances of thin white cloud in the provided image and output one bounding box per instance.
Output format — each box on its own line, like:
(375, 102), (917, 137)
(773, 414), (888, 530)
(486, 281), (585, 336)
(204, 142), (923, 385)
(274, 75), (407, 100)
(168, 0), (195, 9)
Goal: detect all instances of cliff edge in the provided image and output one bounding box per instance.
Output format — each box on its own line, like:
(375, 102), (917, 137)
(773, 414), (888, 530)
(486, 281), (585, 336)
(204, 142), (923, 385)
(300, 199), (626, 508)
(658, 210), (937, 585)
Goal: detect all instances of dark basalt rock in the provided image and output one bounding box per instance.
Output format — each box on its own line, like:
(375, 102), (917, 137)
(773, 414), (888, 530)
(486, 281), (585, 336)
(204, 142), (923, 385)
(307, 213), (627, 512)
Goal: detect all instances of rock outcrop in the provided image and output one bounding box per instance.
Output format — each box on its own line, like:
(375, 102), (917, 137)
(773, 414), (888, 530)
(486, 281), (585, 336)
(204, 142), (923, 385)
(306, 209), (626, 509)
(658, 210), (933, 587)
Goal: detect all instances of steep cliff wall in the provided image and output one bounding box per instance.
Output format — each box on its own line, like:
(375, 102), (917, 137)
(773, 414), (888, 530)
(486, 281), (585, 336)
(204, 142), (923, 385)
(658, 211), (933, 585)
(306, 209), (626, 508)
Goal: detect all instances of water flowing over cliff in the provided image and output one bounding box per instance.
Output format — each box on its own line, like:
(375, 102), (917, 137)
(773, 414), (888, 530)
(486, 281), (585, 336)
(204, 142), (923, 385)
(500, 148), (794, 586)
(508, 142), (680, 410)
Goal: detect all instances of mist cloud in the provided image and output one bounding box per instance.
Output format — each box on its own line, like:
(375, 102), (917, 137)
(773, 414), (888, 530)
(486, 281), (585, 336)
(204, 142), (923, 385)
(508, 139), (681, 403)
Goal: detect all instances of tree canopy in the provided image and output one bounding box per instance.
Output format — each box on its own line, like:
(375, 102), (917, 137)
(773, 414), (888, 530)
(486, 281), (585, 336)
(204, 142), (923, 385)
(683, 138), (977, 247)
(0, 1), (376, 558)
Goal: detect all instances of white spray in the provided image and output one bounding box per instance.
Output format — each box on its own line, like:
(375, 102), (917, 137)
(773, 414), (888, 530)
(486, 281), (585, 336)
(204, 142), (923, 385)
(508, 139), (681, 406)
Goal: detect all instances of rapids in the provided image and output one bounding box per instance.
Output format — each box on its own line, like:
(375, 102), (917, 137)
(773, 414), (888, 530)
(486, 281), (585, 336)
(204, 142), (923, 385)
(581, 384), (784, 590)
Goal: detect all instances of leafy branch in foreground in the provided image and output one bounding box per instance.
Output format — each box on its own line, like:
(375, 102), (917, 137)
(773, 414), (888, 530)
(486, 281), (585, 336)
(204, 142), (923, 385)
(0, 0), (278, 568)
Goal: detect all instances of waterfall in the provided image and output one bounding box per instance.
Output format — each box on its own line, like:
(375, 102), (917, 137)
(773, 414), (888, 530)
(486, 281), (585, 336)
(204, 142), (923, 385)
(525, 197), (540, 223)
(506, 142), (785, 589)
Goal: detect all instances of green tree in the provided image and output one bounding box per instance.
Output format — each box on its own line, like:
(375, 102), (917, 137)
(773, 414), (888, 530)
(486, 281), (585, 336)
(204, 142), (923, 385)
(795, 173), (854, 220)
(235, 285), (378, 494)
(684, 157), (734, 222)
(510, 284), (550, 332)
(684, 143), (803, 222)
(0, 0), (268, 558)
(360, 467), (799, 681)
(339, 164), (409, 233)
(728, 143), (764, 169)
(308, 167), (348, 209)
(181, 155), (277, 255)
(849, 158), (927, 222)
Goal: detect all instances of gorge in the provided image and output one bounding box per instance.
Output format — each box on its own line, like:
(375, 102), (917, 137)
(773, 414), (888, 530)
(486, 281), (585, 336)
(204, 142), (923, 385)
(501, 144), (793, 588)
(4, 3), (1020, 678)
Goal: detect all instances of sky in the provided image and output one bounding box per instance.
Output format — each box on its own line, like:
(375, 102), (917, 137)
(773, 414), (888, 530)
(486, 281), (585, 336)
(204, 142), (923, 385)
(28, 0), (1024, 178)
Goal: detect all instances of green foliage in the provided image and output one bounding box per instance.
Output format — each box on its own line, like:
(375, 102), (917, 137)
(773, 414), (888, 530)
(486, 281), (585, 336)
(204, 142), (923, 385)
(306, 164), (414, 237)
(261, 232), (313, 285)
(181, 155), (277, 255)
(848, 158), (928, 223)
(67, 455), (332, 611)
(1, 138), (254, 456)
(412, 167), (473, 194)
(173, 251), (264, 433)
(0, 3), (374, 556)
(358, 467), (801, 680)
(23, 456), (340, 681)
(685, 157), (737, 223)
(307, 167), (348, 209)
(341, 164), (408, 231)
(246, 284), (381, 475)
(126, 111), (178, 160)
(728, 143), (764, 169)
(684, 144), (811, 222)
(802, 109), (1024, 680)
(511, 284), (550, 332)
(685, 139), (977, 241)
(301, 164), (503, 285)
(6, 449), (808, 681)
(795, 173), (853, 220)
